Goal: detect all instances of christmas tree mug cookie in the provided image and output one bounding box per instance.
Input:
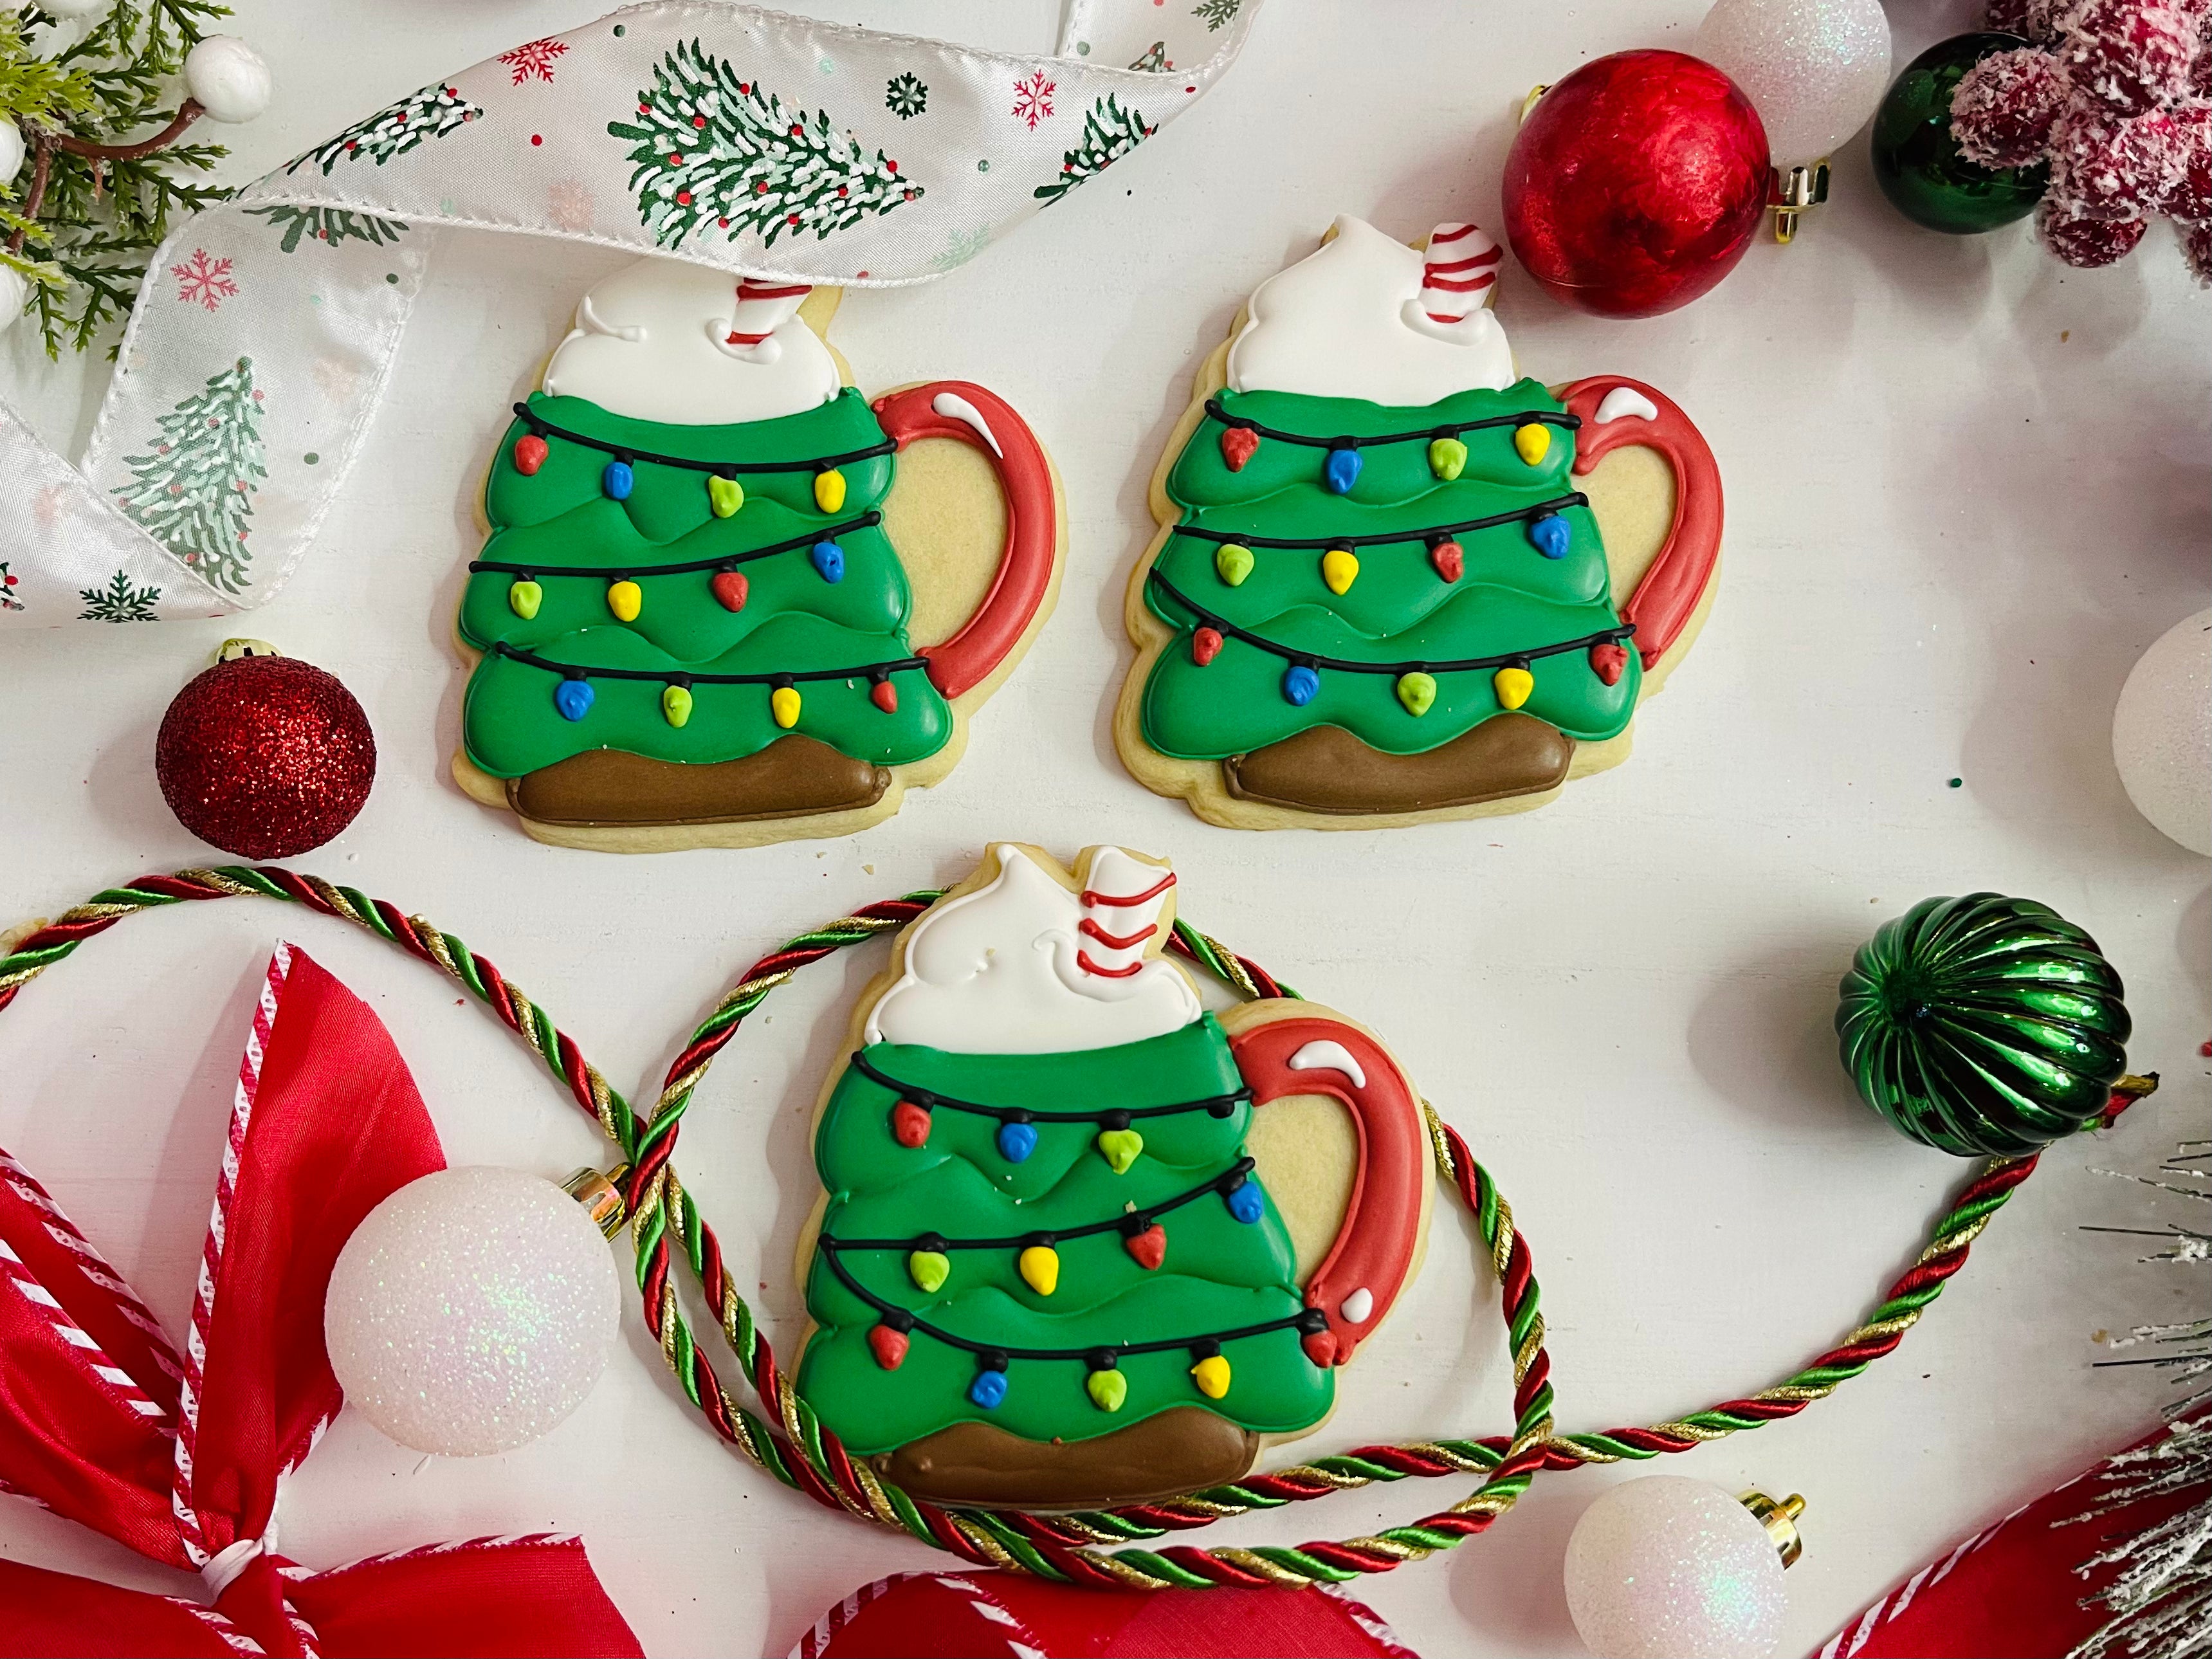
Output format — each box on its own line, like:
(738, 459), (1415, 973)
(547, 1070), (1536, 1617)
(1116, 216), (1724, 830)
(452, 258), (1065, 850)
(794, 843), (1434, 1510)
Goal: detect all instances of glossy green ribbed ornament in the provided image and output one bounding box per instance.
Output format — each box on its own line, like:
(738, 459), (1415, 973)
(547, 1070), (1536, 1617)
(1836, 893), (2130, 1157)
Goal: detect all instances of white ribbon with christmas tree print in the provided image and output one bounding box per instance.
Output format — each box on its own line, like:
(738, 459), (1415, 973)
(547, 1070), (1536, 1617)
(0, 0), (1259, 626)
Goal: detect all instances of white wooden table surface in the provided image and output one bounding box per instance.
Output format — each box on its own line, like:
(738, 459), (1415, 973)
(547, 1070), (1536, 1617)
(1, 2), (2206, 1654)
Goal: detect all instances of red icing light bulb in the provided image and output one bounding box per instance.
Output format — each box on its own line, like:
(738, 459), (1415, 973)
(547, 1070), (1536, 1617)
(1301, 1328), (1337, 1367)
(1191, 627), (1224, 666)
(870, 678), (900, 714)
(1590, 642), (1629, 685)
(1124, 1224), (1167, 1270)
(709, 570), (749, 612)
(867, 1324), (910, 1371)
(1220, 426), (1259, 472)
(1430, 540), (1465, 583)
(890, 1101), (931, 1147)
(513, 434), (549, 476)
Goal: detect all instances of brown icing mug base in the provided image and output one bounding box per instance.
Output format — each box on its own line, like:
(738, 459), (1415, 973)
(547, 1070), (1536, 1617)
(872, 1407), (1261, 1511)
(1223, 713), (1575, 816)
(507, 735), (890, 827)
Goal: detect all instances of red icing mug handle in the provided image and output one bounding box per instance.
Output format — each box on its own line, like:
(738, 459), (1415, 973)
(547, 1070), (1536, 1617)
(871, 381), (1059, 702)
(1227, 1015), (1427, 1368)
(1559, 377), (1723, 670)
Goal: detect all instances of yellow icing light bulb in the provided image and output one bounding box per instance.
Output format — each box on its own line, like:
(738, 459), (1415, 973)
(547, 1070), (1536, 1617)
(1494, 666), (1535, 710)
(1513, 424), (1551, 466)
(814, 468), (846, 513)
(661, 684), (693, 728)
(1191, 1355), (1231, 1399)
(1018, 1245), (1059, 1296)
(1097, 1128), (1144, 1174)
(908, 1251), (950, 1294)
(771, 684), (802, 729)
(1428, 437), (1468, 481)
(507, 578), (542, 620)
(1320, 547), (1359, 596)
(707, 475), (744, 517)
(1396, 672), (1437, 717)
(1215, 544), (1254, 587)
(607, 579), (643, 622)
(1086, 1368), (1128, 1412)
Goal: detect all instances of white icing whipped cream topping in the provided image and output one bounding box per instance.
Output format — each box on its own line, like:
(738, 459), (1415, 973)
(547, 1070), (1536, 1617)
(1226, 215), (1516, 407)
(864, 845), (1203, 1056)
(542, 257), (840, 426)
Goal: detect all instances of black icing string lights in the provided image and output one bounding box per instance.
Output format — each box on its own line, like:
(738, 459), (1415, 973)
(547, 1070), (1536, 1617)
(507, 402), (895, 517)
(816, 1157), (1326, 1413)
(487, 641), (923, 728)
(1150, 567), (1637, 717)
(1207, 398), (1582, 495)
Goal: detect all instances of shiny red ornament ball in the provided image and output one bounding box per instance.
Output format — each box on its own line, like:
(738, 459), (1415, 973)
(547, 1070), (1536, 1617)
(1503, 50), (1772, 319)
(156, 653), (376, 859)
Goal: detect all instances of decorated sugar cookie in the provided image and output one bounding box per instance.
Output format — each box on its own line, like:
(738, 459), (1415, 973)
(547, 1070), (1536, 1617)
(452, 258), (1065, 850)
(794, 843), (1433, 1510)
(1115, 216), (1724, 830)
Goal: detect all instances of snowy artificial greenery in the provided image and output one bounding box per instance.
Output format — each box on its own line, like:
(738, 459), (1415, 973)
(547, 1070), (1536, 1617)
(0, 0), (237, 356)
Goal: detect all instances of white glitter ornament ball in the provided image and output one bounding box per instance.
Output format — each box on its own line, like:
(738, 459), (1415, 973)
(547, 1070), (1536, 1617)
(325, 1166), (621, 1456)
(183, 37), (273, 125)
(0, 118), (23, 183)
(2112, 609), (2211, 856)
(1564, 1477), (1787, 1659)
(1696, 0), (1892, 163)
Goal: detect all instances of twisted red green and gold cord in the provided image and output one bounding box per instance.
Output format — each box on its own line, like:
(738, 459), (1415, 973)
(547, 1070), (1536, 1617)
(0, 868), (2157, 1589)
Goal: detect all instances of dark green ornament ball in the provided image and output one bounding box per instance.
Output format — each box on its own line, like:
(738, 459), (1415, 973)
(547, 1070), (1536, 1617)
(1871, 33), (2049, 235)
(1836, 894), (2130, 1157)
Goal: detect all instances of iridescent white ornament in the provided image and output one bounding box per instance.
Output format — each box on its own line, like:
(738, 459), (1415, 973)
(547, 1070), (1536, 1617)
(1695, 0), (1892, 163)
(1564, 1477), (1802, 1659)
(2112, 609), (2211, 856)
(325, 1165), (621, 1456)
(183, 37), (273, 125)
(36, 0), (111, 16)
(0, 266), (29, 336)
(0, 118), (23, 183)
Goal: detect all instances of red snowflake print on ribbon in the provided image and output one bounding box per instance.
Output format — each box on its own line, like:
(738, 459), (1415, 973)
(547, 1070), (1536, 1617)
(171, 249), (238, 311)
(1012, 70), (1055, 130)
(498, 37), (570, 85)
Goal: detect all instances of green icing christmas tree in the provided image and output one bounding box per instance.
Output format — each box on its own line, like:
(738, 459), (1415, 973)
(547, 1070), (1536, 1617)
(288, 82), (481, 175)
(609, 45), (922, 249)
(796, 1014), (1331, 1460)
(1138, 383), (1641, 764)
(457, 387), (955, 785)
(111, 354), (266, 596)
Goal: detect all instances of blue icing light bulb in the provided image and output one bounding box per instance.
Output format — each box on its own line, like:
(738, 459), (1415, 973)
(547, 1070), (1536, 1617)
(1323, 446), (1362, 494)
(1282, 664), (1320, 706)
(1528, 514), (1571, 560)
(996, 1121), (1038, 1163)
(969, 1369), (1009, 1409)
(554, 679), (594, 722)
(810, 540), (845, 583)
(1226, 1181), (1265, 1225)
(602, 459), (634, 501)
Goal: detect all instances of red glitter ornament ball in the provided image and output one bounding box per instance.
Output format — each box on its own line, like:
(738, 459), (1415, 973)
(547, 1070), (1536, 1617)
(1502, 50), (1772, 319)
(156, 648), (376, 859)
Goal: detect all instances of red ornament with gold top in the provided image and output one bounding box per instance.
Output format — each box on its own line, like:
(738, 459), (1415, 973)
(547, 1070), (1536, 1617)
(1503, 50), (1773, 318)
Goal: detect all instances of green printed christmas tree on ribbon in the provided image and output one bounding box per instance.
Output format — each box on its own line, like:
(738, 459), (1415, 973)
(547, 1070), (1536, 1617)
(798, 1017), (1330, 1456)
(288, 82), (481, 175)
(244, 204), (408, 253)
(609, 44), (922, 248)
(1035, 95), (1154, 204)
(1138, 381), (1641, 763)
(112, 355), (266, 597)
(457, 388), (954, 782)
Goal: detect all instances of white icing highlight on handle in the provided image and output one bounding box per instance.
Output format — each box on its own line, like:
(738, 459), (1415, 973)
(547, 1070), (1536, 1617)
(1593, 387), (1659, 425)
(1286, 1038), (1367, 1089)
(1339, 1287), (1374, 1324)
(1228, 215), (1515, 405)
(930, 391), (1004, 457)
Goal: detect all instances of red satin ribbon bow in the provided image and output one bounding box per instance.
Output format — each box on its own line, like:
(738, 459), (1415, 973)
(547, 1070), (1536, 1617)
(0, 943), (642, 1657)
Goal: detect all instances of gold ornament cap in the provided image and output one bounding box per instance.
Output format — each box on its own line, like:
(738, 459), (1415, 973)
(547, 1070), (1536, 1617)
(216, 638), (281, 663)
(1738, 1489), (1806, 1568)
(562, 1163), (632, 1240)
